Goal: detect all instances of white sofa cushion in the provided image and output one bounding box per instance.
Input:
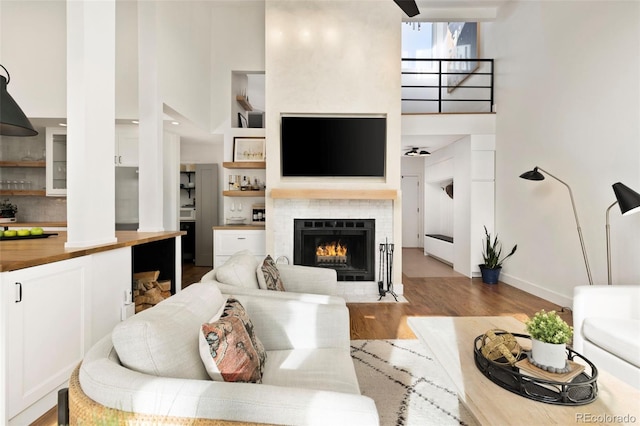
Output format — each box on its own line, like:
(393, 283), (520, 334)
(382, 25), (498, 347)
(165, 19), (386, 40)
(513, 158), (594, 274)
(583, 318), (640, 368)
(112, 283), (225, 380)
(262, 348), (361, 395)
(216, 250), (260, 289)
(199, 298), (267, 383)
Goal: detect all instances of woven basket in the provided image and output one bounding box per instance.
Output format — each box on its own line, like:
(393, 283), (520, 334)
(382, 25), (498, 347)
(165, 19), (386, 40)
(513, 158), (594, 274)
(68, 364), (267, 425)
(480, 329), (522, 365)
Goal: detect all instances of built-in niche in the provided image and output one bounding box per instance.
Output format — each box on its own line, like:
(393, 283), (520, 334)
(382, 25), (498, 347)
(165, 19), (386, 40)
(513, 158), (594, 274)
(232, 71), (265, 129)
(424, 179), (454, 264)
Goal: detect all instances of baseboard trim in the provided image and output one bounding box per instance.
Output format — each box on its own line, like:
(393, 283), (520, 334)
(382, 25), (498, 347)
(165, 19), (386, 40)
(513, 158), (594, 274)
(499, 272), (573, 308)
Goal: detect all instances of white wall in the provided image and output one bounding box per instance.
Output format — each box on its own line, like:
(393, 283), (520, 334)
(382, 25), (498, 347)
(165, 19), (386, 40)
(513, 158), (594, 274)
(211, 1), (265, 134)
(485, 1), (640, 305)
(0, 1), (66, 118)
(265, 0), (403, 285)
(156, 1), (213, 132)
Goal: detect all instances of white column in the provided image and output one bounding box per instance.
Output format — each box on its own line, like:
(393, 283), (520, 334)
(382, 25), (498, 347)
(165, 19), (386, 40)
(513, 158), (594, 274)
(137, 1), (165, 232)
(66, 0), (116, 247)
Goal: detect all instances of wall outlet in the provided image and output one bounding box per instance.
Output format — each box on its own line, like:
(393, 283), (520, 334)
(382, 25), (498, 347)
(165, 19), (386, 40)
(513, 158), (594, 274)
(124, 289), (133, 304)
(121, 304), (135, 321)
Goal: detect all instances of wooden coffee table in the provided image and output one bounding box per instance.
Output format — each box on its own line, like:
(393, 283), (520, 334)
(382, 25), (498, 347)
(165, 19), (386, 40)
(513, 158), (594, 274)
(408, 316), (640, 426)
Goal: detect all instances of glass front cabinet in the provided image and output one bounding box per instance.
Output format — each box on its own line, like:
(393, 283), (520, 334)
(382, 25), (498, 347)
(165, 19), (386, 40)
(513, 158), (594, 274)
(45, 127), (67, 196)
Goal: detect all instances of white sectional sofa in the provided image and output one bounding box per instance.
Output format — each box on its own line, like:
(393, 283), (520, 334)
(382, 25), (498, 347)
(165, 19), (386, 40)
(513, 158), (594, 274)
(200, 250), (341, 302)
(71, 282), (379, 425)
(572, 285), (640, 390)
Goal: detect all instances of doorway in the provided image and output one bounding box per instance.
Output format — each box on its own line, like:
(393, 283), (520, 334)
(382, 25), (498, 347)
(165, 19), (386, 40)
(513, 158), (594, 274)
(401, 175), (421, 248)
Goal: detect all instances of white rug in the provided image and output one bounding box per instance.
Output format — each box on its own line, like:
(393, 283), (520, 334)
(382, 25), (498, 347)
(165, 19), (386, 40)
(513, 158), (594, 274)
(351, 339), (478, 426)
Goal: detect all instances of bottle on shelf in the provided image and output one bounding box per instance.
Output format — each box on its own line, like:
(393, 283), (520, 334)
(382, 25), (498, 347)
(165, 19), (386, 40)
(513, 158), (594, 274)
(251, 177), (259, 191)
(241, 175), (249, 191)
(228, 174), (235, 191)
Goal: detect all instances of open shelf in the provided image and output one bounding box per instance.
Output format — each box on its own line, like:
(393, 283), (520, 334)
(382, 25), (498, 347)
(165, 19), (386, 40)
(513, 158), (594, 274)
(236, 96), (253, 111)
(0, 161), (46, 168)
(223, 190), (265, 197)
(0, 190), (47, 196)
(223, 161), (265, 170)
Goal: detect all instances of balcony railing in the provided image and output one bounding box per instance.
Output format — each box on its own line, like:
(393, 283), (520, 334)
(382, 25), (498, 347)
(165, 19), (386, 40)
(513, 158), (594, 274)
(401, 58), (494, 114)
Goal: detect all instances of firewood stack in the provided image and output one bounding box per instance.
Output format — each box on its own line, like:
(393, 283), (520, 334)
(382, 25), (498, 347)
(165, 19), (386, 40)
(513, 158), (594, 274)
(133, 270), (172, 313)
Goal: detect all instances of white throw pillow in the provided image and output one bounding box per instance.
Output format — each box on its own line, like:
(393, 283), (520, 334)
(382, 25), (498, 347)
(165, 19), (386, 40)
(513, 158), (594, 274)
(216, 250), (260, 288)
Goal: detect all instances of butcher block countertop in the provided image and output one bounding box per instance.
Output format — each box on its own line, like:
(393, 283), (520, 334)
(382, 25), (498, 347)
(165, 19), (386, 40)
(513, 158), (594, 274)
(0, 231), (184, 272)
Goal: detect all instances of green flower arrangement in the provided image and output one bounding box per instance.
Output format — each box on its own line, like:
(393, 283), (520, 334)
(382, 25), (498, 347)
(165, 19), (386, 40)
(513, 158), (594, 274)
(0, 199), (18, 217)
(525, 309), (573, 344)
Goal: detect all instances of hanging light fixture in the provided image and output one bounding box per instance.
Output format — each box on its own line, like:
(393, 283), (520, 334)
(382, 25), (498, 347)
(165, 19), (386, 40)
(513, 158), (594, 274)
(0, 64), (38, 137)
(393, 0), (420, 18)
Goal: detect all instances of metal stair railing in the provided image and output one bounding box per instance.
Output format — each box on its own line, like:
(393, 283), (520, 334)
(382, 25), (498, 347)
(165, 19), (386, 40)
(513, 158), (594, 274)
(401, 58), (494, 114)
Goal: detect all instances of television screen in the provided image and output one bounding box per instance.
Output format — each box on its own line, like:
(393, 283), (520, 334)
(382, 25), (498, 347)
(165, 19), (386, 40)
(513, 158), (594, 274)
(281, 115), (386, 177)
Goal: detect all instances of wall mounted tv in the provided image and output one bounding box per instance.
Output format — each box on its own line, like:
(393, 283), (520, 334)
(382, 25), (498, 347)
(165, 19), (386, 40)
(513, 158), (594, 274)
(281, 115), (386, 177)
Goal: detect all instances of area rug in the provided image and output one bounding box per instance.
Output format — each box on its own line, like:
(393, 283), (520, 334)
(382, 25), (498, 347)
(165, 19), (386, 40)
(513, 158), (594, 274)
(351, 339), (478, 426)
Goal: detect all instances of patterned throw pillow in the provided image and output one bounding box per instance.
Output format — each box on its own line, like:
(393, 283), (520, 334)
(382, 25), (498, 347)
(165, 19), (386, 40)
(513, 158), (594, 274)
(260, 255), (286, 291)
(199, 298), (267, 383)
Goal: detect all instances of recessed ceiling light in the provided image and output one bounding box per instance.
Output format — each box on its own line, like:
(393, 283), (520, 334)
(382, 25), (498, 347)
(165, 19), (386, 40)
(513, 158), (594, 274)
(171, 121), (180, 126)
(59, 123), (67, 127)
(131, 120), (139, 124)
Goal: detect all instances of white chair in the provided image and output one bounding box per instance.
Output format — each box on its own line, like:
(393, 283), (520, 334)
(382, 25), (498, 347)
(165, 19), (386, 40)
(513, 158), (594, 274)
(572, 285), (640, 389)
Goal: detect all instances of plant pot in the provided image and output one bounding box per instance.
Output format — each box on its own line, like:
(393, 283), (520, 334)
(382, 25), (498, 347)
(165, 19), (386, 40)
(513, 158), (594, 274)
(530, 338), (567, 370)
(479, 265), (501, 284)
(0, 209), (15, 219)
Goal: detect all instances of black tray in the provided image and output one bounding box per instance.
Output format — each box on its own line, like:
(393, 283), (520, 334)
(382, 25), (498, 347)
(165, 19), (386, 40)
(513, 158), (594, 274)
(0, 232), (58, 241)
(474, 332), (598, 405)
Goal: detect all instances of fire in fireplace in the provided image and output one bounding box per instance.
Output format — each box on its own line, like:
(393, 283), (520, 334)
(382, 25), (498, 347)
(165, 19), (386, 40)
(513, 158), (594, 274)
(294, 219), (375, 281)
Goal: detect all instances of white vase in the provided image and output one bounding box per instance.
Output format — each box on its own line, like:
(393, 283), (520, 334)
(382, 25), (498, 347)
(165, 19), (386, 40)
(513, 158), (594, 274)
(531, 338), (567, 369)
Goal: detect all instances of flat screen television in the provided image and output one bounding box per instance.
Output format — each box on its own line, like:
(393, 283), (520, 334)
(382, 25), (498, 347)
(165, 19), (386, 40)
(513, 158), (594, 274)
(281, 115), (386, 177)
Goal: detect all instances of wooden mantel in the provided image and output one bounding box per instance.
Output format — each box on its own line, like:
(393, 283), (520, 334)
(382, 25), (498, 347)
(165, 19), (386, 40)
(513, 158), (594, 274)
(270, 188), (397, 200)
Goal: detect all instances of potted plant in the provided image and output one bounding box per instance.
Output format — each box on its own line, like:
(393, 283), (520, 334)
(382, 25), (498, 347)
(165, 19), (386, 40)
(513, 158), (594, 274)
(525, 309), (573, 372)
(0, 199), (18, 221)
(479, 226), (517, 284)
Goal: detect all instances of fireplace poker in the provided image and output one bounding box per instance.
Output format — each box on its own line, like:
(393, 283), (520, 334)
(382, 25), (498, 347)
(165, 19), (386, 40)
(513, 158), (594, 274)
(386, 242), (398, 301)
(378, 243), (386, 299)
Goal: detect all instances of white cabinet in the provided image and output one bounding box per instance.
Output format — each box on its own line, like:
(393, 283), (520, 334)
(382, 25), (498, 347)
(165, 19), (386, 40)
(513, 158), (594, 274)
(213, 228), (265, 268)
(45, 126), (67, 196)
(2, 257), (89, 424)
(115, 126), (138, 167)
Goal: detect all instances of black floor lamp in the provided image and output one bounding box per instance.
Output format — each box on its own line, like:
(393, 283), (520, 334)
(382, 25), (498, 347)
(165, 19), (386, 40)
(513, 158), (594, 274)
(520, 166), (594, 286)
(606, 182), (640, 285)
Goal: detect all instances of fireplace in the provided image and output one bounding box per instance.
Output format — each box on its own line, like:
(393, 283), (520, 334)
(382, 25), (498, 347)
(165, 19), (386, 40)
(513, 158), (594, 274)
(294, 219), (375, 281)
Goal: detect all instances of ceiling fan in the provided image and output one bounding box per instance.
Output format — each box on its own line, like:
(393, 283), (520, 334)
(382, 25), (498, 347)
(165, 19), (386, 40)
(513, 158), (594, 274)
(404, 147), (431, 157)
(393, 0), (420, 17)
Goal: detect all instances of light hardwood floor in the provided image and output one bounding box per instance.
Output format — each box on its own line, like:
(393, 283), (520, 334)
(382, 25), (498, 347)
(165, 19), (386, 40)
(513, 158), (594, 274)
(31, 248), (571, 426)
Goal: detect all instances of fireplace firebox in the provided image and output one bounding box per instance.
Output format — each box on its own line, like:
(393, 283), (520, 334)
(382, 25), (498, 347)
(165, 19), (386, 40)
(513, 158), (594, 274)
(294, 219), (375, 281)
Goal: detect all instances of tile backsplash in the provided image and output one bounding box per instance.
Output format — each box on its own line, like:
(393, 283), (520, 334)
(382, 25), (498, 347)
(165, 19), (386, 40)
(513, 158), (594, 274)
(3, 196), (67, 222)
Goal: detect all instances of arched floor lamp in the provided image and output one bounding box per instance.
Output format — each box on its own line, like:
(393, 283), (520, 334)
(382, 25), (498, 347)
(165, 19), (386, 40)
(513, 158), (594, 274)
(606, 182), (640, 285)
(520, 166), (594, 286)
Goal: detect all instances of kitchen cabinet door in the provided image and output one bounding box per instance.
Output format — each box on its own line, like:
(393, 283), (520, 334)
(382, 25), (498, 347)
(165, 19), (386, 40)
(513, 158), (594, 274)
(115, 126), (139, 167)
(45, 127), (67, 196)
(3, 257), (89, 424)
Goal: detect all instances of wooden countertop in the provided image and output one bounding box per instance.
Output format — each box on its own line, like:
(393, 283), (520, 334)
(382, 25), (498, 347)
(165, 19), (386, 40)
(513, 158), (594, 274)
(0, 230), (184, 272)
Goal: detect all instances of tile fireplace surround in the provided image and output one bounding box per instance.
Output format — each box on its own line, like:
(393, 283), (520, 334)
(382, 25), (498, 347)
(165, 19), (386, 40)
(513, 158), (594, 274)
(272, 198), (403, 299)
